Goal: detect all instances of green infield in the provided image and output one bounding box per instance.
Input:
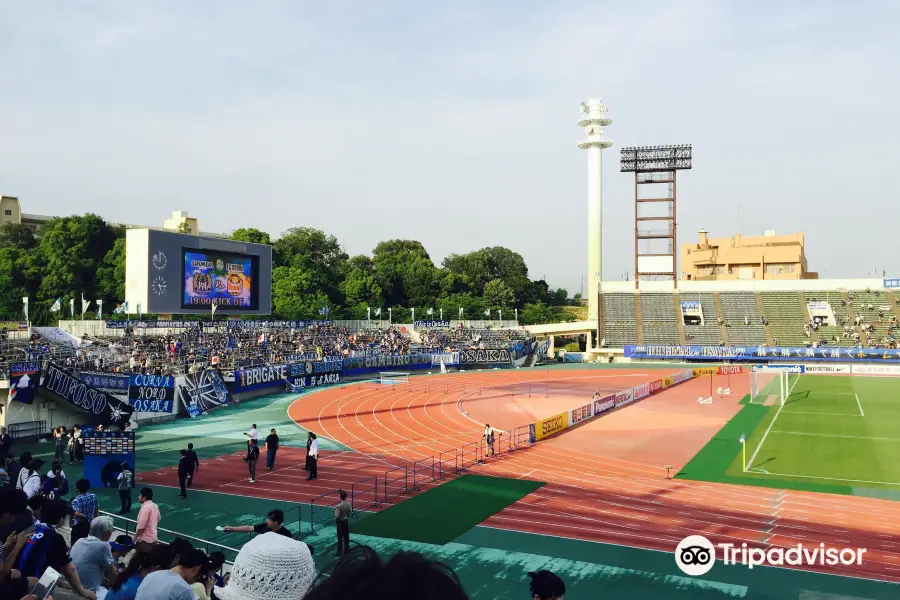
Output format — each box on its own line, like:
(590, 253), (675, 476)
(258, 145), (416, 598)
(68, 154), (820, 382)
(353, 474), (544, 545)
(678, 373), (900, 497)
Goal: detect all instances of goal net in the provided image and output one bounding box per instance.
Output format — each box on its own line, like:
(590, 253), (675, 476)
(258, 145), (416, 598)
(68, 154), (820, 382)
(749, 369), (801, 405)
(380, 372), (410, 385)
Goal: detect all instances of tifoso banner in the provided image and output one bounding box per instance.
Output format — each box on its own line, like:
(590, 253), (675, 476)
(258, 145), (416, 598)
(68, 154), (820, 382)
(534, 412), (568, 441)
(615, 388), (635, 408)
(633, 383), (650, 401)
(570, 403), (594, 425)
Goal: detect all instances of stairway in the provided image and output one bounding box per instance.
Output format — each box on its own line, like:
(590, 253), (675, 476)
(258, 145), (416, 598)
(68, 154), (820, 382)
(713, 293), (730, 345)
(673, 292), (687, 345)
(798, 291), (818, 346)
(756, 293), (775, 346)
(634, 292), (645, 345)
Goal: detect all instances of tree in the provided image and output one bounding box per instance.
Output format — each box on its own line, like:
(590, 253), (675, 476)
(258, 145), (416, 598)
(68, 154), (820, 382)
(33, 215), (119, 301)
(442, 247), (530, 301)
(177, 222), (192, 234)
(340, 255), (383, 308)
(482, 279), (515, 311)
(372, 240), (438, 307)
(231, 228), (272, 245)
(275, 227), (347, 305)
(0, 223), (36, 250)
(96, 237), (126, 304)
(271, 265), (330, 319)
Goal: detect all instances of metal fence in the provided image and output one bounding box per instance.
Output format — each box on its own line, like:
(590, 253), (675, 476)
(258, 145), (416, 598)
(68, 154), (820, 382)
(9, 420), (47, 441)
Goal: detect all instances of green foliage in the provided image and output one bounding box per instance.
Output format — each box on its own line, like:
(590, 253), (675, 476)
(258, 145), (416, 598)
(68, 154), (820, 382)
(0, 215), (573, 324)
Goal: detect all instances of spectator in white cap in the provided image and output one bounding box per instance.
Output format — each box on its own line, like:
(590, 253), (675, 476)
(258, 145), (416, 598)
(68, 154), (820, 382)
(213, 532), (315, 600)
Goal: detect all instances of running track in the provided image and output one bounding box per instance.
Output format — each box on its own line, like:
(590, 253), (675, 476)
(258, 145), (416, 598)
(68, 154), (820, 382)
(147, 368), (900, 583)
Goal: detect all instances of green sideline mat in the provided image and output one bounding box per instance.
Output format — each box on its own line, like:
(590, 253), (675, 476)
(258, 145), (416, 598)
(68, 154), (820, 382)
(353, 474), (544, 545)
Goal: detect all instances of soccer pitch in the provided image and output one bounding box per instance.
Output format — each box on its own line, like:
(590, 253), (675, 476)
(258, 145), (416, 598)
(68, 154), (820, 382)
(736, 373), (900, 491)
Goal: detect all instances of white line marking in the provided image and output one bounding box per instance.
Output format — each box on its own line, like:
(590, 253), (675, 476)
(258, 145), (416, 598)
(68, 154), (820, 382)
(782, 410), (863, 417)
(745, 470), (900, 487)
(746, 374), (799, 469)
(770, 430), (900, 442)
(855, 393), (865, 417)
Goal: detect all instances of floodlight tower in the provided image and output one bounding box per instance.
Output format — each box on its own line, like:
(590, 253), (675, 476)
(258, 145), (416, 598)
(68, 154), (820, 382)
(578, 99), (612, 338)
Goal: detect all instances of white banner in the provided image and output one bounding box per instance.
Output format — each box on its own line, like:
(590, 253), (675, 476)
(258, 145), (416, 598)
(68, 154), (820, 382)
(851, 364), (900, 375)
(805, 364), (852, 374)
(633, 383), (650, 400)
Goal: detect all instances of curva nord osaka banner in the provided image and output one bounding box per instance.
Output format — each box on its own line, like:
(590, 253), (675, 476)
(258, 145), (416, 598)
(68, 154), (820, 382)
(42, 363), (133, 426)
(625, 344), (900, 363)
(9, 362), (41, 405)
(128, 374), (175, 413)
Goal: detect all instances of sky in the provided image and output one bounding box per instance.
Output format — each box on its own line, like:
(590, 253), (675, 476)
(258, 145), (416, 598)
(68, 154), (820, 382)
(1, 1), (898, 296)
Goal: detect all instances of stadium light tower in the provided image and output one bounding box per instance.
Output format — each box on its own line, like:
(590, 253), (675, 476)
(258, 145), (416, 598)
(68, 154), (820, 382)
(578, 98), (612, 338)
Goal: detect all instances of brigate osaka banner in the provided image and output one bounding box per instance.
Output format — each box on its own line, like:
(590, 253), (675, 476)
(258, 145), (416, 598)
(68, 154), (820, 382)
(624, 345), (900, 363)
(128, 374), (175, 413)
(42, 363), (133, 426)
(9, 362), (40, 405)
(234, 359), (344, 394)
(459, 349), (512, 366)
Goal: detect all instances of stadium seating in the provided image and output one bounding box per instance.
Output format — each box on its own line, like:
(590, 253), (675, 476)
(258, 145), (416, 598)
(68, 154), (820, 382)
(640, 293), (679, 345)
(850, 290), (895, 346)
(718, 292), (766, 345)
(761, 292), (808, 346)
(602, 293), (639, 346)
(805, 291), (857, 347)
(682, 293), (724, 345)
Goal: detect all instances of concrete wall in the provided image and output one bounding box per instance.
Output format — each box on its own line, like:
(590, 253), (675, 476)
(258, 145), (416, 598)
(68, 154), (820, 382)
(599, 277), (885, 293)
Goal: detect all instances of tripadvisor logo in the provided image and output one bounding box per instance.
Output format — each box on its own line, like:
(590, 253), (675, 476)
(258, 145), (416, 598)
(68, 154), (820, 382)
(675, 535), (866, 576)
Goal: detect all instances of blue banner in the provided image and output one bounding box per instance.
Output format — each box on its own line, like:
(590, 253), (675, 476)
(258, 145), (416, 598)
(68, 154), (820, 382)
(235, 359), (345, 394)
(414, 320), (450, 329)
(884, 279), (900, 289)
(681, 301), (701, 311)
(128, 374), (175, 412)
(105, 319), (333, 329)
(9, 362), (40, 405)
(43, 363), (134, 426)
(624, 345), (900, 362)
(81, 371), (130, 393)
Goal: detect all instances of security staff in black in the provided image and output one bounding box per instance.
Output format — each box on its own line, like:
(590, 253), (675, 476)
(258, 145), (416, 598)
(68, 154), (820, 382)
(334, 489), (352, 557)
(177, 449), (190, 498)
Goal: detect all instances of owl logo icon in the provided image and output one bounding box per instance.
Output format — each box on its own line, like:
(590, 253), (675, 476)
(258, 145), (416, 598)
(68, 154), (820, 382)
(226, 274), (243, 297)
(192, 272), (212, 294)
(152, 251), (167, 270)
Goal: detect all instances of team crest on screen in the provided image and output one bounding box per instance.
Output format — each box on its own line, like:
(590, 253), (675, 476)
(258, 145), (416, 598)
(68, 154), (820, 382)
(227, 274), (244, 296)
(193, 272), (213, 294)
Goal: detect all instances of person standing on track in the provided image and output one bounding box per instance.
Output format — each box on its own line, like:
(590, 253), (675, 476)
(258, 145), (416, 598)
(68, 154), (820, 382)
(304, 431), (313, 471)
(265, 428), (279, 471)
(245, 439), (260, 483)
(306, 434), (318, 481)
(483, 424), (504, 457)
(244, 423), (259, 450)
(185, 443), (200, 487)
(177, 450), (191, 498)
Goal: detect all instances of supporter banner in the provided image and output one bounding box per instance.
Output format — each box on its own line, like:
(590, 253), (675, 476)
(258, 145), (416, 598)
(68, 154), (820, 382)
(615, 388), (635, 407)
(807, 301), (829, 311)
(226, 320), (332, 329)
(42, 363), (133, 426)
(235, 364), (290, 393)
(884, 278), (900, 289)
(81, 371), (130, 394)
(289, 373), (342, 390)
(177, 369), (232, 417)
(680, 301), (701, 311)
(594, 395), (616, 415)
(312, 359), (343, 374)
(692, 367), (718, 377)
(805, 364), (852, 373)
(106, 320), (333, 329)
(344, 354), (432, 370)
(717, 365), (744, 375)
(9, 362), (40, 405)
(633, 383), (650, 400)
(851, 364), (900, 375)
(430, 353), (460, 367)
(128, 374), (175, 412)
(648, 379), (662, 393)
(414, 320), (450, 329)
(752, 364), (805, 373)
(624, 345), (900, 363)
(570, 402), (594, 425)
(534, 412), (568, 441)
(459, 349), (512, 365)
(107, 320), (198, 329)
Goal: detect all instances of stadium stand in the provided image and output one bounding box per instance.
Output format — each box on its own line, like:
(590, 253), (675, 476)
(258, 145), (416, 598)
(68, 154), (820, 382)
(850, 289), (897, 347)
(718, 292), (766, 346)
(804, 291), (858, 347)
(681, 293), (724, 345)
(760, 292), (808, 347)
(640, 293), (679, 345)
(601, 293), (638, 346)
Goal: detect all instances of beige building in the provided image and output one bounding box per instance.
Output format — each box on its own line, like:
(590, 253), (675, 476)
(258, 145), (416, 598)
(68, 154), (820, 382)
(680, 229), (817, 281)
(0, 195), (223, 238)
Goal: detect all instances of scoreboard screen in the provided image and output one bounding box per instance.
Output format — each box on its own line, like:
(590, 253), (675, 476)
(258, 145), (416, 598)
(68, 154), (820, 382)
(83, 431), (136, 455)
(181, 249), (259, 310)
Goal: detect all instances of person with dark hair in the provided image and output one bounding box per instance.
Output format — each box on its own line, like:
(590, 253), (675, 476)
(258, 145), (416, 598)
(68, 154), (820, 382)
(167, 538), (194, 567)
(185, 443), (200, 487)
(306, 433), (318, 481)
(42, 461), (69, 499)
(0, 427), (11, 465)
(72, 424), (85, 463)
(71, 478), (99, 546)
(13, 452), (32, 490)
(207, 551), (226, 588)
(304, 432), (313, 471)
(118, 462), (134, 514)
(20, 459), (43, 499)
(221, 509), (292, 538)
(244, 439), (260, 484)
(134, 547), (210, 600)
(107, 544), (173, 600)
(135, 488), (160, 554)
(16, 498), (97, 599)
(177, 450), (190, 499)
(265, 428), (279, 471)
(527, 570), (566, 600)
(302, 546), (468, 600)
(334, 490), (351, 558)
(54, 426), (68, 462)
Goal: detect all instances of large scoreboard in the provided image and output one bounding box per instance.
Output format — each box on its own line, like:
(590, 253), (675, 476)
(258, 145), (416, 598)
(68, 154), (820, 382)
(125, 229), (273, 315)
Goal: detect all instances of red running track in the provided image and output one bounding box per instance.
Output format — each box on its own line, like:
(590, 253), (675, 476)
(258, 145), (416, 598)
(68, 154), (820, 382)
(147, 369), (900, 583)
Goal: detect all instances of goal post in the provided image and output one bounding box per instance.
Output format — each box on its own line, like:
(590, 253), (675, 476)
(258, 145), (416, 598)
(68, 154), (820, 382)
(749, 370), (786, 405)
(380, 372), (410, 385)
